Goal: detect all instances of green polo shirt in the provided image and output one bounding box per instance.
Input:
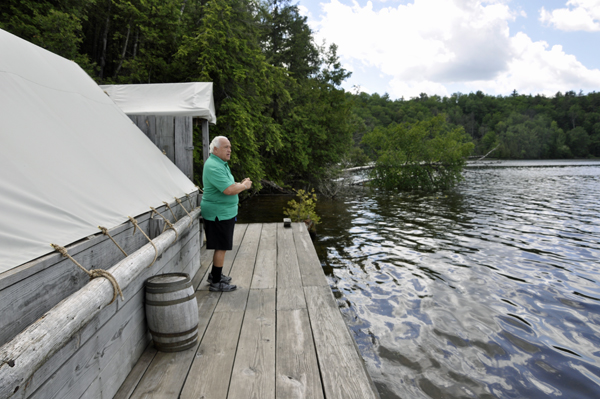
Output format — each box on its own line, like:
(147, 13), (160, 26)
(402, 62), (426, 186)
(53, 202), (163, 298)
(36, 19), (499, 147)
(201, 154), (238, 221)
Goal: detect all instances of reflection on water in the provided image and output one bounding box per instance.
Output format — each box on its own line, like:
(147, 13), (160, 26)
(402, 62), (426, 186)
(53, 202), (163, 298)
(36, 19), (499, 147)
(238, 160), (600, 399)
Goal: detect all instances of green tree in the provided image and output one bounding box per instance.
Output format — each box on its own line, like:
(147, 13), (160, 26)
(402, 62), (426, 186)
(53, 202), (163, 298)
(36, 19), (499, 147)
(362, 115), (474, 191)
(568, 127), (590, 157)
(0, 0), (95, 73)
(589, 123), (600, 157)
(265, 42), (353, 185)
(177, 0), (287, 187)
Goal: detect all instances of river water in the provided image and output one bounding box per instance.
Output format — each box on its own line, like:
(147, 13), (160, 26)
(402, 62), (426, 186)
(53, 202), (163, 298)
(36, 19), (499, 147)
(238, 160), (600, 399)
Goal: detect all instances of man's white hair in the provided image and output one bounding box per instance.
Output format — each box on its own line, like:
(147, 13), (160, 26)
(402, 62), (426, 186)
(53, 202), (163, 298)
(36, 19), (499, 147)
(209, 136), (228, 153)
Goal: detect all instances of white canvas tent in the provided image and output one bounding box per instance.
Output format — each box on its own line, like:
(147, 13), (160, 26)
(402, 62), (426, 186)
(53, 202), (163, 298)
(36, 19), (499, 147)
(0, 29), (197, 274)
(100, 82), (216, 123)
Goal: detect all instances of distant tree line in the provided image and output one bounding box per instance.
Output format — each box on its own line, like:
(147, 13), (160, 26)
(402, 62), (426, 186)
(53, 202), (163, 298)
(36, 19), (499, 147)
(2, 0), (598, 193)
(350, 90), (600, 162)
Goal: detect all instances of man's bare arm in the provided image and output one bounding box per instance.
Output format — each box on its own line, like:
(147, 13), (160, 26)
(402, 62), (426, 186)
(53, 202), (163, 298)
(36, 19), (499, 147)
(223, 177), (252, 195)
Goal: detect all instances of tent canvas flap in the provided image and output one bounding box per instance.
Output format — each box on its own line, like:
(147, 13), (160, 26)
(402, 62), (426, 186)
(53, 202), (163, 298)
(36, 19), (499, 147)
(100, 82), (216, 123)
(0, 29), (197, 273)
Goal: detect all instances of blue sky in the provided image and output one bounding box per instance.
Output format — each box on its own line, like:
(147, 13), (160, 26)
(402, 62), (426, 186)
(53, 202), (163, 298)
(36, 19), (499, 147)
(297, 0), (600, 99)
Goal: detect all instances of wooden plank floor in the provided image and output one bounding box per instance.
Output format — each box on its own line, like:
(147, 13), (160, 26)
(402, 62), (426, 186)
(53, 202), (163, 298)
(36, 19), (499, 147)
(114, 223), (380, 399)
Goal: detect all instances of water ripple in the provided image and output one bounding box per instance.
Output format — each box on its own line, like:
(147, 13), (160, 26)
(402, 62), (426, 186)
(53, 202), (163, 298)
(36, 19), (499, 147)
(315, 161), (600, 399)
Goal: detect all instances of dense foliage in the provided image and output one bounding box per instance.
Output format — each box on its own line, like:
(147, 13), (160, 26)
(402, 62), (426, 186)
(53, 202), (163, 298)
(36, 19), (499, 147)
(2, 1), (598, 193)
(362, 115), (474, 191)
(1, 0), (353, 191)
(350, 91), (600, 162)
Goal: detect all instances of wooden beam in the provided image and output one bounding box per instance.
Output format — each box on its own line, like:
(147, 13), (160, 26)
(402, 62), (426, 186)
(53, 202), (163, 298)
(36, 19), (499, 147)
(276, 223), (306, 311)
(156, 116), (175, 162)
(174, 116), (193, 180)
(179, 311), (244, 399)
(228, 288), (276, 399)
(0, 208), (201, 399)
(201, 119), (209, 163)
(292, 223), (329, 288)
(276, 309), (324, 399)
(250, 223), (277, 289)
(305, 285), (380, 399)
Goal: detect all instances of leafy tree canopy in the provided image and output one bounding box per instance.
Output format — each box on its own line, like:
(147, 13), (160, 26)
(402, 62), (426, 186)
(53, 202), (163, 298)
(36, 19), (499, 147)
(363, 115), (474, 191)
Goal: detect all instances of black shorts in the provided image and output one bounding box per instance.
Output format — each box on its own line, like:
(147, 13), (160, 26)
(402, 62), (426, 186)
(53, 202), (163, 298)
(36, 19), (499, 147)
(204, 217), (236, 250)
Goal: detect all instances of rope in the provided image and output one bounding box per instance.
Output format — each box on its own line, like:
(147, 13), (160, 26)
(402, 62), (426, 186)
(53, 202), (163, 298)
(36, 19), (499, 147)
(128, 216), (158, 268)
(150, 207), (179, 243)
(98, 226), (128, 257)
(195, 185), (203, 193)
(50, 243), (124, 304)
(175, 197), (193, 228)
(186, 193), (195, 209)
(162, 201), (178, 221)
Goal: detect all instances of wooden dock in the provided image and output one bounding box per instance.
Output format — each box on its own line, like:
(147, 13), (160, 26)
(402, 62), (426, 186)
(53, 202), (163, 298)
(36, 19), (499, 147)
(114, 222), (379, 399)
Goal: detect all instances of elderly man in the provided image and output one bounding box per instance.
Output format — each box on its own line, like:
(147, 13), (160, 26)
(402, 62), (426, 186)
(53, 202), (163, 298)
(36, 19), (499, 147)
(201, 136), (252, 292)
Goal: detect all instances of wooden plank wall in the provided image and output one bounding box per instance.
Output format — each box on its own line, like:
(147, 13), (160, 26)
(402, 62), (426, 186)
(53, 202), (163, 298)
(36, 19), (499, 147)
(129, 115), (194, 181)
(0, 195), (201, 399)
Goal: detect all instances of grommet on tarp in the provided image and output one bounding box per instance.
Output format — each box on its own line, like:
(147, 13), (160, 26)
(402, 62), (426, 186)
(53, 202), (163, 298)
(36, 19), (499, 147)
(98, 226), (128, 258)
(50, 243), (124, 304)
(128, 216), (158, 268)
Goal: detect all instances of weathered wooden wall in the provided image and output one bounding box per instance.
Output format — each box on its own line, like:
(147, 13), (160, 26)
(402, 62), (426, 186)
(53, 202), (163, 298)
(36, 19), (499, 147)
(128, 115), (195, 181)
(0, 194), (201, 399)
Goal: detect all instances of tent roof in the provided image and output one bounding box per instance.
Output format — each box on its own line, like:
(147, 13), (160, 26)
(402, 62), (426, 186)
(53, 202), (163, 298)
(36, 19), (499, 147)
(0, 29), (197, 274)
(100, 82), (216, 124)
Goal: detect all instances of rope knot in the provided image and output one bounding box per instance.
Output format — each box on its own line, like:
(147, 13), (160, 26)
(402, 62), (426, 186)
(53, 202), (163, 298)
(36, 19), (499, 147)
(150, 206), (179, 243)
(51, 243), (124, 304)
(51, 243), (69, 258)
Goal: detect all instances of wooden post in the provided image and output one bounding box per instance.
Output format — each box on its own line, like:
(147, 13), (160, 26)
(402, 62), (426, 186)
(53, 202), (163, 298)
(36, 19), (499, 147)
(156, 116), (175, 162)
(174, 116), (193, 180)
(148, 214), (165, 239)
(201, 119), (209, 163)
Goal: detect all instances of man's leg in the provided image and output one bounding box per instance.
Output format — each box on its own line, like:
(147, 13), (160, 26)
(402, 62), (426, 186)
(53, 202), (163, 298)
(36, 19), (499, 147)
(211, 249), (226, 282)
(213, 249), (226, 267)
(207, 218), (236, 291)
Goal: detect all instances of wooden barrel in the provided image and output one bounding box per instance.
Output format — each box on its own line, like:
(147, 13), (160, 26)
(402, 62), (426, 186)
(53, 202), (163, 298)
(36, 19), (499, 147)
(145, 273), (199, 352)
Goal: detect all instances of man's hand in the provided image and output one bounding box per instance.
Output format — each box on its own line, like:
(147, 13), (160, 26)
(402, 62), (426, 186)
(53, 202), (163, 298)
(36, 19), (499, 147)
(223, 178), (253, 195)
(241, 178), (252, 190)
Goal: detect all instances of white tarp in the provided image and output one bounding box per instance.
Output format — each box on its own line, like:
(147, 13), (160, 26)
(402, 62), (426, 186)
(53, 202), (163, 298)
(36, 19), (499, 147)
(100, 82), (216, 123)
(0, 29), (197, 274)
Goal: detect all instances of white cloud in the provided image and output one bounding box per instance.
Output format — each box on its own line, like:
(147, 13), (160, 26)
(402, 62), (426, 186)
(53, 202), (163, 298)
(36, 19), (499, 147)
(471, 32), (600, 96)
(308, 0), (600, 98)
(298, 4), (310, 17)
(540, 0), (600, 32)
(389, 78), (451, 99)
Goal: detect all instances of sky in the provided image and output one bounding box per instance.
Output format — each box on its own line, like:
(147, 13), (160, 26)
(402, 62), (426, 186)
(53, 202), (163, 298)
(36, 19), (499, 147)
(297, 0), (600, 99)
